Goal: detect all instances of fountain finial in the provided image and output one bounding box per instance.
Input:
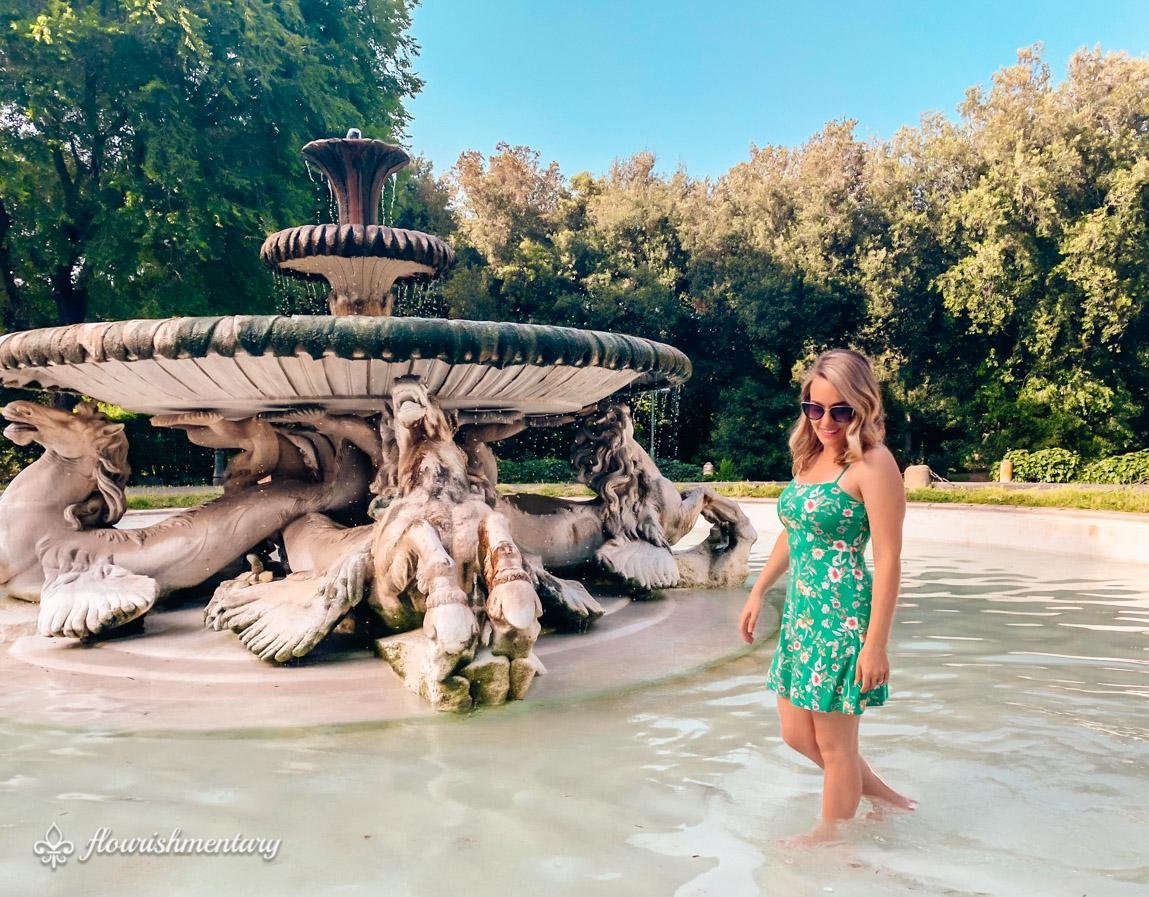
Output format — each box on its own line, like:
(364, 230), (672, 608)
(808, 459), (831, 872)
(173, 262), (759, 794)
(260, 130), (454, 315)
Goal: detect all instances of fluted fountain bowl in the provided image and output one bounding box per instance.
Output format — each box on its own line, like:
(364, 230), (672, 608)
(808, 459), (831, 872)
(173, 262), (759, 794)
(0, 315), (691, 416)
(260, 224), (455, 315)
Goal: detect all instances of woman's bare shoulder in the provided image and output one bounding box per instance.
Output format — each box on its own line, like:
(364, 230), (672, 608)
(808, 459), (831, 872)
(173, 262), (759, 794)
(859, 443), (897, 466)
(857, 444), (901, 481)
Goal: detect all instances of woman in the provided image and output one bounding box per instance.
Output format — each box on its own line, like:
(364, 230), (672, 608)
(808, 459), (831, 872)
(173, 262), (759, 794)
(739, 349), (915, 845)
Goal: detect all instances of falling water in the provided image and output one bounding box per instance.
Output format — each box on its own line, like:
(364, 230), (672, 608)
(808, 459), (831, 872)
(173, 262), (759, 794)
(666, 386), (682, 461)
(306, 160), (328, 225)
(380, 173), (399, 227)
(650, 389), (658, 462)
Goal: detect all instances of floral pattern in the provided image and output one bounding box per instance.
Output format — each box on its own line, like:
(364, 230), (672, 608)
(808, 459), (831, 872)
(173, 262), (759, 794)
(764, 465), (887, 715)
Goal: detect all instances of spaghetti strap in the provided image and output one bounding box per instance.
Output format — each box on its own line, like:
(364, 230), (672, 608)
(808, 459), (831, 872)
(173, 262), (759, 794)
(833, 463), (851, 484)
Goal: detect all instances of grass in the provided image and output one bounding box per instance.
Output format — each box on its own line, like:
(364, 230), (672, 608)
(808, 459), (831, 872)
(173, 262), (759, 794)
(904, 485), (1149, 514)
(7, 480), (1146, 515)
(711, 482), (1149, 514)
(126, 491), (223, 510)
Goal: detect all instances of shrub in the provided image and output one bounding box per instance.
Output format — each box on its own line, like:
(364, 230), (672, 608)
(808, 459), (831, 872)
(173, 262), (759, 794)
(497, 457), (575, 483)
(1079, 449), (1149, 485)
(653, 459), (703, 482)
(498, 456), (703, 484)
(705, 458), (743, 482)
(999, 448), (1081, 483)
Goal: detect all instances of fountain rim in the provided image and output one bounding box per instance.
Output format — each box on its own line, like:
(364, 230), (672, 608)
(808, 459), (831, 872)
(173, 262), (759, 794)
(0, 314), (692, 388)
(259, 224), (455, 275)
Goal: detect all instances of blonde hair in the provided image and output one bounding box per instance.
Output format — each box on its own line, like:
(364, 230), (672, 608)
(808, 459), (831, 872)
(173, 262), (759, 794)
(788, 349), (886, 476)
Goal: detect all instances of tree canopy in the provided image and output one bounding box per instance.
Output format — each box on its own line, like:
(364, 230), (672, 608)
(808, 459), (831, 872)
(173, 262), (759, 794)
(433, 47), (1149, 477)
(1, 28), (1145, 480)
(0, 0), (420, 329)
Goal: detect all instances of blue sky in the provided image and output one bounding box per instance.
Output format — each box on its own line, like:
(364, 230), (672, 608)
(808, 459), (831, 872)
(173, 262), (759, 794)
(404, 0), (1149, 180)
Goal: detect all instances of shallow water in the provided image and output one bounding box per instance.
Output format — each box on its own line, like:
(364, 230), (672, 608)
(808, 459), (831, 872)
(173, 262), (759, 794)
(1, 538), (1147, 897)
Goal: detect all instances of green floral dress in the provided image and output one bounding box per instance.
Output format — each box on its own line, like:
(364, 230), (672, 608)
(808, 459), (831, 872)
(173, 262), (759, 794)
(764, 464), (887, 715)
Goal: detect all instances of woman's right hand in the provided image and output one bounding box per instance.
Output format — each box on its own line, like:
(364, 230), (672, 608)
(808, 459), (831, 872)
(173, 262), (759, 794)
(739, 594), (762, 644)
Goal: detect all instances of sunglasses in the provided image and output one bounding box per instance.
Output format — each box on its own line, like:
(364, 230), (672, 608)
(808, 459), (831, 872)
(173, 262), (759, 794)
(801, 402), (856, 423)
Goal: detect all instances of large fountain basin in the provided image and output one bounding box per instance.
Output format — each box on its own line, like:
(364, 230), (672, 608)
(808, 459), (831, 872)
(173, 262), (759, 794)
(0, 315), (691, 416)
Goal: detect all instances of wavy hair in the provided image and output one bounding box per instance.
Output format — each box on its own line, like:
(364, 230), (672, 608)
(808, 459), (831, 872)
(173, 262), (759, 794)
(570, 403), (648, 540)
(788, 349), (886, 476)
(65, 403), (131, 529)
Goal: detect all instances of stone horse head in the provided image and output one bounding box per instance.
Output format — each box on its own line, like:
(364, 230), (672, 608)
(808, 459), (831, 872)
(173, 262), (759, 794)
(390, 377), (471, 500)
(1, 400), (130, 529)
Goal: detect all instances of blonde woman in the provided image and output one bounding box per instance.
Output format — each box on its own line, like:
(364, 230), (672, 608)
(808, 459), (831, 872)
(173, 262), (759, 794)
(739, 349), (915, 845)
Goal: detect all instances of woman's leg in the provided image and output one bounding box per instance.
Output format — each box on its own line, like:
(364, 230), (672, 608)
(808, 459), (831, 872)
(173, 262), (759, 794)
(810, 710), (863, 822)
(776, 696), (914, 808)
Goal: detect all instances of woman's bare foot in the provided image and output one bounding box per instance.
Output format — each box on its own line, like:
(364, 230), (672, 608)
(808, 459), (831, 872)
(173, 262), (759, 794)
(868, 788), (918, 811)
(859, 759), (916, 810)
(779, 819), (844, 849)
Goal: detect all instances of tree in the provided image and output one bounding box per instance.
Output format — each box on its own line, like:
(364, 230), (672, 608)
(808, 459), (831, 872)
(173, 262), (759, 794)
(0, 0), (421, 331)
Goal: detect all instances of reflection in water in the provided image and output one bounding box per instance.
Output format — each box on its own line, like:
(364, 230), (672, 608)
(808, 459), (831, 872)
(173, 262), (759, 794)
(0, 542), (1147, 896)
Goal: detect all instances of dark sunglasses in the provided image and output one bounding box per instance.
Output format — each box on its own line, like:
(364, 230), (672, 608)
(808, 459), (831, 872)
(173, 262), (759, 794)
(801, 402), (856, 423)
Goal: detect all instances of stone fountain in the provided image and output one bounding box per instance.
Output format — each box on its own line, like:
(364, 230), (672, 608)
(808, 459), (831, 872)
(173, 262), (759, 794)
(0, 130), (756, 712)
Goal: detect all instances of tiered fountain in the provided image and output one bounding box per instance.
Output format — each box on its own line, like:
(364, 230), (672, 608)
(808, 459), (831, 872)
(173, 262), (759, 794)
(0, 130), (756, 712)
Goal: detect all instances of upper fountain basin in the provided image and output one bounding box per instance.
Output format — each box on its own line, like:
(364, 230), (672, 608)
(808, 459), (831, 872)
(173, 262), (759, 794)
(0, 315), (691, 416)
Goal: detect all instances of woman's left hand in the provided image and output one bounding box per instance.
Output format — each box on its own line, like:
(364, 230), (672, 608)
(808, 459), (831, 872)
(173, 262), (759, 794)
(855, 642), (890, 693)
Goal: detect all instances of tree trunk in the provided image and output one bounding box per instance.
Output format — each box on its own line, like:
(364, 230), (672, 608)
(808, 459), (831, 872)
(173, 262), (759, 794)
(0, 197), (25, 332)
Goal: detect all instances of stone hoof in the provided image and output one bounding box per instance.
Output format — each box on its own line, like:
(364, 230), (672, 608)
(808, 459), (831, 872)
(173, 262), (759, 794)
(486, 577), (542, 659)
(460, 650), (511, 705)
(37, 547), (159, 639)
(534, 567), (604, 632)
(375, 631), (474, 712)
(205, 574), (347, 662)
(422, 602), (479, 678)
(597, 538), (680, 590)
(509, 653), (546, 700)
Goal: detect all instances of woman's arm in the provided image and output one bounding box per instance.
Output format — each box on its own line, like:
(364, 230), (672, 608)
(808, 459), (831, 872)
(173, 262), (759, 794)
(855, 446), (905, 691)
(739, 529), (790, 643)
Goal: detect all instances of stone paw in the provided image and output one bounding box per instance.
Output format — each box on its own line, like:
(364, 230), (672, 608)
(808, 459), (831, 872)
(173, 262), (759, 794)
(597, 538), (680, 590)
(534, 567), (604, 632)
(37, 546), (159, 638)
(206, 573), (348, 662)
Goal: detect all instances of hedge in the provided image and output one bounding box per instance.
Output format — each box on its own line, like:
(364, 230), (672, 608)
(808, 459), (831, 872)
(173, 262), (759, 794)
(1079, 449), (1149, 485)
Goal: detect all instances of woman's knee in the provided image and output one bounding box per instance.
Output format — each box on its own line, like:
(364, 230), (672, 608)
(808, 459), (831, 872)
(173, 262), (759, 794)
(780, 720), (818, 758)
(808, 712), (864, 758)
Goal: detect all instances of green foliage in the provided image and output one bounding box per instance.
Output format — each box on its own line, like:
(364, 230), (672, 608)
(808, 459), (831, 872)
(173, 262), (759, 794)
(1001, 448), (1082, 483)
(1079, 450), (1149, 485)
(707, 458), (742, 482)
(4, 36), (1149, 487)
(0, 0), (420, 329)
(438, 46), (1149, 479)
(654, 459), (703, 482)
(703, 379), (795, 480)
(497, 457), (575, 484)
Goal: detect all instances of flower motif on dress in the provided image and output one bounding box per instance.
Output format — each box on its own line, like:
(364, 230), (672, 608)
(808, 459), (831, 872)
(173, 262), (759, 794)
(765, 475), (885, 716)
